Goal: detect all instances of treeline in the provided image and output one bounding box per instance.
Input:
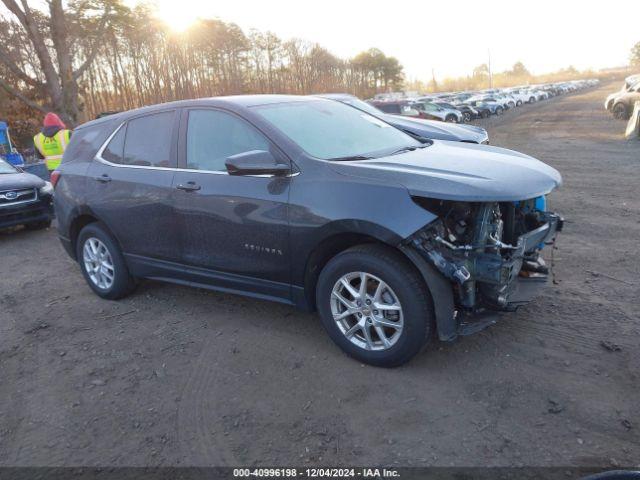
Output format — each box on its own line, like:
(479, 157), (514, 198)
(0, 1), (404, 127)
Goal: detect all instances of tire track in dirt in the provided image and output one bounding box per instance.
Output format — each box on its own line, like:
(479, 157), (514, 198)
(176, 330), (238, 466)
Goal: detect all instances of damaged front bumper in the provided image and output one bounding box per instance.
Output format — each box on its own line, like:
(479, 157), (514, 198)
(404, 200), (563, 340)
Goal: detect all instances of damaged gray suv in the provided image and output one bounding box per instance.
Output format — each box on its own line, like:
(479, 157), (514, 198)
(54, 95), (563, 367)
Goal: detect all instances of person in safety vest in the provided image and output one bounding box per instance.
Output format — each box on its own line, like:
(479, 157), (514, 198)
(33, 113), (72, 171)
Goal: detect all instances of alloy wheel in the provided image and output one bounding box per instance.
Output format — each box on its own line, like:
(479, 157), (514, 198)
(83, 237), (115, 289)
(330, 272), (404, 351)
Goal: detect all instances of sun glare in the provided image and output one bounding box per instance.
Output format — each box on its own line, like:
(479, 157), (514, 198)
(156, 0), (199, 32)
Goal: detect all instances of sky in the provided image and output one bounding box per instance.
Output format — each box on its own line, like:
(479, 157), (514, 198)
(141, 0), (639, 81)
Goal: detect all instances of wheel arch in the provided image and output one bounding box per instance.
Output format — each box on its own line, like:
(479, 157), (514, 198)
(68, 213), (99, 260)
(67, 210), (122, 261)
(300, 231), (457, 342)
(300, 229), (393, 312)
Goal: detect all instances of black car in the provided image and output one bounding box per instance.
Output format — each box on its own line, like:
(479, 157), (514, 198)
(317, 94), (489, 143)
(0, 158), (53, 231)
(54, 95), (562, 367)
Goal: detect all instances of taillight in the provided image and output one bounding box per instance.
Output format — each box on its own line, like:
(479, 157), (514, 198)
(50, 170), (61, 188)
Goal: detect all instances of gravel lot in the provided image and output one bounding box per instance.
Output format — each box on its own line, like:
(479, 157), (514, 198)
(1, 82), (638, 470)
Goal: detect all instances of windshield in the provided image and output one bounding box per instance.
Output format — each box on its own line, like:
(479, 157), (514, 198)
(0, 159), (17, 174)
(253, 100), (421, 160)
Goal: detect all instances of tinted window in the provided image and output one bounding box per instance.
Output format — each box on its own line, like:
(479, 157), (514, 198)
(123, 111), (175, 167)
(64, 123), (109, 163)
(102, 126), (125, 164)
(376, 104), (401, 114)
(186, 109), (269, 171)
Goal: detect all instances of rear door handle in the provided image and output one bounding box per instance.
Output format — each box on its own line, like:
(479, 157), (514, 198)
(95, 174), (111, 183)
(176, 182), (201, 192)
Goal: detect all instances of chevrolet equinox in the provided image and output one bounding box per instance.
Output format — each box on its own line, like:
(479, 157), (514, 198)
(54, 95), (563, 367)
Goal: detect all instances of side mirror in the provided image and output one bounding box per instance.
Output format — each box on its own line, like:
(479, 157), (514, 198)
(225, 150), (290, 176)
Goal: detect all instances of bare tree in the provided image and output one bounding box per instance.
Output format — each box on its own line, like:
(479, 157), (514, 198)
(0, 5), (405, 124)
(0, 0), (113, 125)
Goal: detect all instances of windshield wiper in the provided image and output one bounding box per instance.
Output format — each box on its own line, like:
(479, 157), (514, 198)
(328, 155), (374, 162)
(388, 144), (429, 156)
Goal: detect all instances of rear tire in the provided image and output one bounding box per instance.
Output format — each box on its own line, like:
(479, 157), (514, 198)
(316, 244), (434, 367)
(481, 110), (490, 119)
(495, 106), (504, 116)
(516, 100), (523, 107)
(462, 112), (471, 123)
(76, 222), (137, 300)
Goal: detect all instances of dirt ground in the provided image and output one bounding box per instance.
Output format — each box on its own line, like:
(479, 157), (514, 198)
(1, 82), (638, 470)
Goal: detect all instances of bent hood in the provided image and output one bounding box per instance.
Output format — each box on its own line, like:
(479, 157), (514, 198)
(384, 114), (488, 143)
(329, 140), (562, 202)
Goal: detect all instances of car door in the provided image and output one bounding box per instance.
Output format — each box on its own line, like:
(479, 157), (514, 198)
(87, 110), (180, 265)
(171, 107), (292, 301)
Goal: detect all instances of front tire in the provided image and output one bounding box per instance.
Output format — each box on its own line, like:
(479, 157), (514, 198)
(495, 106), (504, 116)
(76, 222), (137, 300)
(612, 103), (629, 120)
(316, 245), (434, 367)
(445, 114), (458, 123)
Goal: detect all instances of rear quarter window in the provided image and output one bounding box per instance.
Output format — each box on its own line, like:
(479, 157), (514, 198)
(62, 123), (114, 163)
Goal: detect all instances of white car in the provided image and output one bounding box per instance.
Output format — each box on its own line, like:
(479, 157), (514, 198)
(412, 101), (464, 123)
(504, 89), (531, 106)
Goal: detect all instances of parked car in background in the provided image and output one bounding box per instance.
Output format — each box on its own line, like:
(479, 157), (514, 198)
(497, 94), (517, 109)
(468, 98), (504, 116)
(460, 101), (491, 118)
(432, 101), (478, 123)
(0, 158), (53, 231)
(411, 100), (463, 123)
(370, 100), (436, 120)
(317, 94), (489, 143)
(54, 94), (562, 367)
(504, 89), (529, 106)
(605, 81), (640, 120)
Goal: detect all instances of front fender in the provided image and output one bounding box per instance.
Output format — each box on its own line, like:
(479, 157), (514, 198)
(288, 170), (437, 286)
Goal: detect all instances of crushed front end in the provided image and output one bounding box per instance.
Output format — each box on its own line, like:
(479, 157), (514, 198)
(407, 197), (563, 336)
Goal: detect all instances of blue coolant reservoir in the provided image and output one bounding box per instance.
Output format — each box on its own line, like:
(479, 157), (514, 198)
(535, 196), (547, 249)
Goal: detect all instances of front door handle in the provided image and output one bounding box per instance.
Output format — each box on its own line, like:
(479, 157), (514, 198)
(176, 182), (201, 192)
(95, 174), (111, 183)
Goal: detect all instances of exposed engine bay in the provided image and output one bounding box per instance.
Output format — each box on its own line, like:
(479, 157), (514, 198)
(408, 197), (563, 313)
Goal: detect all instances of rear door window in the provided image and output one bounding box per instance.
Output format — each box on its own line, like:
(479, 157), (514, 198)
(122, 111), (176, 168)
